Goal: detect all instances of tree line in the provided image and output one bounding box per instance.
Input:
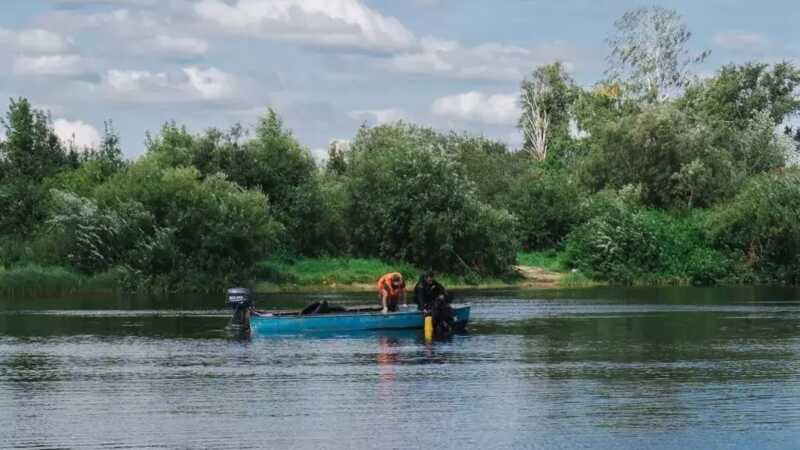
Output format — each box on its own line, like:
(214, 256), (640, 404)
(2, 5), (800, 291)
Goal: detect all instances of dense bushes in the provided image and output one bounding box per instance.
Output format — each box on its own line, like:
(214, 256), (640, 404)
(4, 58), (800, 292)
(345, 124), (518, 275)
(510, 169), (584, 250)
(708, 171), (800, 284)
(46, 160), (282, 291)
(565, 191), (732, 284)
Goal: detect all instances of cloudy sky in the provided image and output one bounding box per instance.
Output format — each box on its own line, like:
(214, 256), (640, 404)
(1, 0), (798, 159)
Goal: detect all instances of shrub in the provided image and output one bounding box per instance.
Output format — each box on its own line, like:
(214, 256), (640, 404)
(708, 171), (800, 284)
(47, 159), (283, 291)
(345, 124), (518, 275)
(565, 192), (731, 284)
(510, 169), (584, 250)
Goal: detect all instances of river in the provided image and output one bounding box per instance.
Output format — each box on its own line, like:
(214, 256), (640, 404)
(2, 286), (800, 449)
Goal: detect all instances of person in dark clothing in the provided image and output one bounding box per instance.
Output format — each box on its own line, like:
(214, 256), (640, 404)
(414, 272), (455, 334)
(414, 271), (446, 312)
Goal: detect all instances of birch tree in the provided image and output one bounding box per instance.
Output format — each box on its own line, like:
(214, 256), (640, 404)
(519, 62), (575, 160)
(606, 6), (710, 101)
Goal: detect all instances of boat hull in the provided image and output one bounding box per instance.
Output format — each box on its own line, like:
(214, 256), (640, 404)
(249, 305), (470, 334)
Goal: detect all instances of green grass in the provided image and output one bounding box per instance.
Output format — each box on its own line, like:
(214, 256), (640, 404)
(516, 250), (567, 272)
(254, 257), (522, 292)
(559, 270), (602, 287)
(0, 265), (118, 294)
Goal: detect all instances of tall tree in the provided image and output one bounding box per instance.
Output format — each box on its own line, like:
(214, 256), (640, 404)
(681, 62), (800, 129)
(519, 61), (576, 160)
(606, 6), (710, 101)
(0, 98), (69, 234)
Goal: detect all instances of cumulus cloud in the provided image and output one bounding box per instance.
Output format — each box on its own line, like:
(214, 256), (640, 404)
(713, 31), (768, 50)
(16, 28), (73, 53)
(53, 118), (101, 149)
(104, 66), (241, 103)
(193, 0), (416, 52)
(349, 108), (407, 125)
(13, 54), (90, 76)
(431, 91), (519, 125)
(0, 27), (73, 54)
(140, 35), (209, 58)
(387, 37), (577, 81)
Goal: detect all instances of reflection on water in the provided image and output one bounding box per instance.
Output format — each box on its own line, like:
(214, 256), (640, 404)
(1, 287), (800, 449)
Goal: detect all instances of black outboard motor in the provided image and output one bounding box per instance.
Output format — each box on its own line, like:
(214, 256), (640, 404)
(226, 287), (253, 329)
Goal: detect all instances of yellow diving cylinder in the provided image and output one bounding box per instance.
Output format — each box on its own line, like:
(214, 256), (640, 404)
(424, 316), (433, 340)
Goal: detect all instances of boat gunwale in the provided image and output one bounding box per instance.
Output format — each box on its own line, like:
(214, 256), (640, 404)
(251, 304), (470, 321)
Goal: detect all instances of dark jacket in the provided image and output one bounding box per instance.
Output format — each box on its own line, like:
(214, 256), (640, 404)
(413, 276), (447, 311)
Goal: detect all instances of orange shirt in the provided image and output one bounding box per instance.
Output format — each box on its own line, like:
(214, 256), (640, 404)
(377, 272), (405, 299)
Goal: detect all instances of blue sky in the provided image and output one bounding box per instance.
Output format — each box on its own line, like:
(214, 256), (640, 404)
(1, 0), (798, 159)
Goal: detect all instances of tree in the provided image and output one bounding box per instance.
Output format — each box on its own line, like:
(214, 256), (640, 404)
(681, 62), (800, 129)
(144, 110), (336, 256)
(345, 123), (518, 275)
(519, 61), (576, 160)
(0, 98), (69, 234)
(606, 6), (710, 101)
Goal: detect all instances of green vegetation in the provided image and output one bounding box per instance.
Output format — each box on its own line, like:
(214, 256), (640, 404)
(254, 257), (521, 292)
(3, 5), (800, 294)
(516, 251), (565, 272)
(0, 265), (117, 294)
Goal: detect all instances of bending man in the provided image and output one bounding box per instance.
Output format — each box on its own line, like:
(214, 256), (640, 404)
(377, 272), (406, 313)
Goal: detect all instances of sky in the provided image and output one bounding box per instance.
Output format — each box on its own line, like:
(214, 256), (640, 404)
(1, 0), (798, 159)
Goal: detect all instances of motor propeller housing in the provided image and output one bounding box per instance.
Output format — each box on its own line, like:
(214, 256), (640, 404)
(226, 287), (253, 328)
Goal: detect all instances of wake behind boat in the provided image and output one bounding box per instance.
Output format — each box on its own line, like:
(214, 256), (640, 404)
(226, 288), (470, 335)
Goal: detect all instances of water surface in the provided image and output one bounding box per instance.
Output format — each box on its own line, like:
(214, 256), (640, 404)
(2, 287), (800, 449)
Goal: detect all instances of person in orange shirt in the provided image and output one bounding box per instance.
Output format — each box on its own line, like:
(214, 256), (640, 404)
(377, 272), (406, 313)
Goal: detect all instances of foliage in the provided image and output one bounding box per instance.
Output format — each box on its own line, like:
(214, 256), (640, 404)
(0, 98), (74, 235)
(680, 62), (800, 128)
(519, 61), (577, 160)
(345, 124), (518, 275)
(578, 103), (735, 208)
(606, 6), (710, 100)
(517, 250), (566, 272)
(708, 171), (800, 284)
(565, 192), (731, 284)
(255, 256), (520, 291)
(441, 133), (525, 207)
(510, 169), (584, 249)
(46, 159), (283, 291)
(144, 112), (334, 256)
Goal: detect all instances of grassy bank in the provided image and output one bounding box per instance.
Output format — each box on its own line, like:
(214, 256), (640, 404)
(253, 257), (527, 292)
(0, 265), (118, 294)
(251, 252), (604, 292)
(1, 253), (594, 295)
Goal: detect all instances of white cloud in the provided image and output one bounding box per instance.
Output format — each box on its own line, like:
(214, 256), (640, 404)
(13, 54), (89, 76)
(142, 35), (209, 58)
(193, 0), (416, 52)
(431, 91), (519, 125)
(16, 28), (72, 53)
(53, 118), (101, 149)
(105, 66), (241, 103)
(387, 37), (577, 81)
(0, 28), (15, 45)
(349, 108), (407, 125)
(713, 31), (768, 50)
(0, 27), (73, 53)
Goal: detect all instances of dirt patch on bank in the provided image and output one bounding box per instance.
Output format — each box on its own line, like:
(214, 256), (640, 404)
(513, 265), (563, 288)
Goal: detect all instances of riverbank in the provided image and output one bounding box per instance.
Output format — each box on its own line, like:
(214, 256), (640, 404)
(252, 252), (597, 293)
(0, 252), (594, 294)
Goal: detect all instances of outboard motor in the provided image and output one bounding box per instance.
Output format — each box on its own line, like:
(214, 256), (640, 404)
(226, 287), (253, 329)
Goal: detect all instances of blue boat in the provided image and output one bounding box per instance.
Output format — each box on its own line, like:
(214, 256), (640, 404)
(225, 288), (470, 335)
(249, 305), (471, 334)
